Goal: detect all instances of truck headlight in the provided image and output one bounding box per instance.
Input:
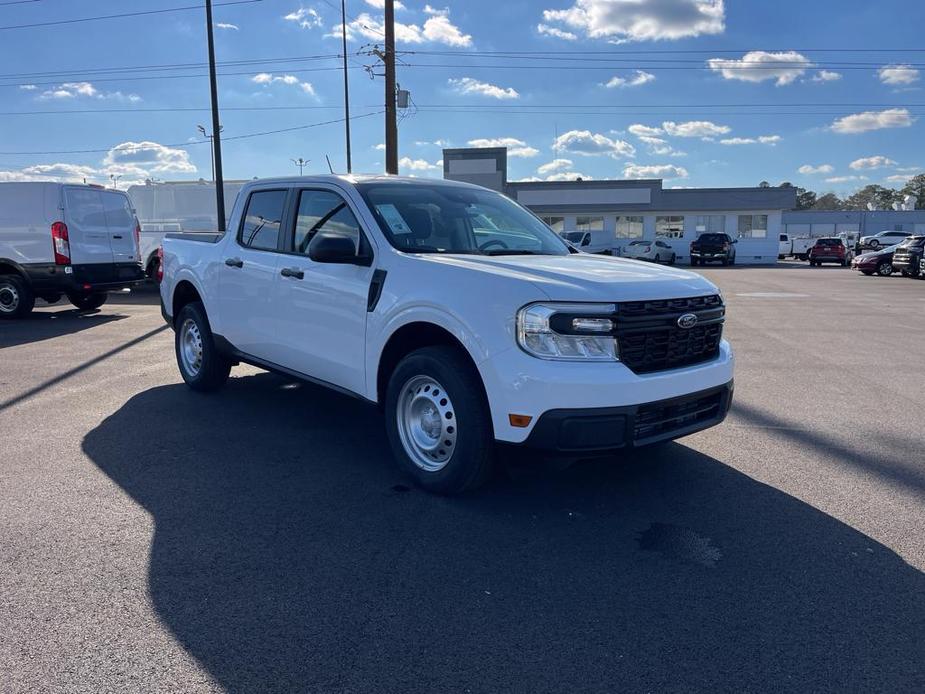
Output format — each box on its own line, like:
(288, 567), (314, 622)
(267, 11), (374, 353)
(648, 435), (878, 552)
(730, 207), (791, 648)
(516, 303), (619, 361)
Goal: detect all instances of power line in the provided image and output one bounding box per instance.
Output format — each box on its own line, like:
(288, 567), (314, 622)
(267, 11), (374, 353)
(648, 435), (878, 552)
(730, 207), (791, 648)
(0, 0), (263, 31)
(400, 62), (925, 71)
(0, 111), (383, 155)
(410, 48), (925, 55)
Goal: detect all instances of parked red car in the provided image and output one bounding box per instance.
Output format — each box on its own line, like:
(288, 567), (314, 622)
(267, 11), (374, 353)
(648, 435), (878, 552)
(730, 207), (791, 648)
(808, 238), (848, 267)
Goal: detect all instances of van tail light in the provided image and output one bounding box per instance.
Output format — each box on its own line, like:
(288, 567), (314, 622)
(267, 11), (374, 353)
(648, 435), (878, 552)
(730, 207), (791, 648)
(133, 218), (141, 253)
(156, 246), (164, 283)
(51, 221), (71, 265)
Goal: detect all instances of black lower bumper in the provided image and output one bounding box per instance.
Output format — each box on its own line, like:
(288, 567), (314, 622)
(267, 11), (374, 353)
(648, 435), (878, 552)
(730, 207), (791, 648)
(520, 381), (734, 453)
(24, 262), (144, 295)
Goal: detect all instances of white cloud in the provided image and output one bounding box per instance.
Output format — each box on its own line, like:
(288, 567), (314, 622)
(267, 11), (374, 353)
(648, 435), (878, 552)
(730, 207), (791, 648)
(604, 70), (655, 88)
(545, 171), (592, 181)
(623, 163), (689, 180)
(373, 143), (385, 150)
(541, 0), (725, 42)
(467, 137), (539, 157)
(825, 175), (867, 184)
(878, 64), (920, 86)
(628, 123), (663, 138)
(536, 23), (577, 40)
(423, 3), (445, 14)
(37, 81), (140, 102)
(885, 173), (916, 184)
(215, 22), (238, 30)
(662, 120), (730, 139)
(284, 8), (322, 28)
(798, 164), (834, 175)
(831, 108), (914, 134)
(18, 84), (37, 91)
(537, 158), (573, 175)
(554, 129), (635, 158)
(849, 155), (897, 170)
(103, 141), (196, 174)
(707, 51), (812, 86)
(448, 77), (519, 99)
(338, 9), (471, 46)
(399, 156), (439, 171)
(20, 163), (99, 180)
(251, 73), (317, 97)
(719, 134), (780, 145)
(633, 135), (685, 157)
(812, 70), (841, 82)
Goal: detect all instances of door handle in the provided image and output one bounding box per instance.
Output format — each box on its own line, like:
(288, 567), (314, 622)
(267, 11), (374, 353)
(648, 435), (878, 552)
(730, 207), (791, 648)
(225, 257), (244, 268)
(280, 267), (304, 280)
(112, 234), (123, 239)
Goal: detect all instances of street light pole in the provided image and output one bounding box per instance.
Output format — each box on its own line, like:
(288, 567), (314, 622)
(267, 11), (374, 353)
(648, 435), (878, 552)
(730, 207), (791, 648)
(291, 158), (309, 175)
(205, 0), (226, 231)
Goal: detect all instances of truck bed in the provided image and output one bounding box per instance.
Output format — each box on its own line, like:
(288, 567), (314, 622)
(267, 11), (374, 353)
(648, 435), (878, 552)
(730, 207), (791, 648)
(164, 232), (225, 244)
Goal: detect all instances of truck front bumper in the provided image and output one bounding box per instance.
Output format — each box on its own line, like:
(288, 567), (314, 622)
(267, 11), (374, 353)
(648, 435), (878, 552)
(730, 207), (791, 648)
(479, 340), (735, 445)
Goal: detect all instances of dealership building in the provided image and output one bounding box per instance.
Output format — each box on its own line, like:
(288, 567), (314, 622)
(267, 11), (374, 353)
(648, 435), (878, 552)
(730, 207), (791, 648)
(781, 209), (925, 239)
(442, 146), (797, 264)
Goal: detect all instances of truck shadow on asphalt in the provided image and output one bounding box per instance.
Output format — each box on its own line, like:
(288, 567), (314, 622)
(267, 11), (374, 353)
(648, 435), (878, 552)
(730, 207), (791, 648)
(0, 310), (126, 349)
(82, 373), (925, 693)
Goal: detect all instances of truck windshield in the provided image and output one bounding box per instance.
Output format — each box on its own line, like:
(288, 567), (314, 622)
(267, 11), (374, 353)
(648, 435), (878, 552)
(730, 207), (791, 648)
(356, 182), (570, 256)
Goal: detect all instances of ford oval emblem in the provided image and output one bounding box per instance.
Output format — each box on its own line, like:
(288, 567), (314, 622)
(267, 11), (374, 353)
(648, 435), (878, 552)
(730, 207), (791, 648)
(677, 313), (698, 329)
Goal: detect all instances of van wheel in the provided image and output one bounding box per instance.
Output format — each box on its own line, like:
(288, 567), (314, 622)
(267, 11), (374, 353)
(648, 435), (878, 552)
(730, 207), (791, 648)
(386, 346), (494, 494)
(67, 292), (108, 311)
(175, 302), (231, 392)
(0, 274), (34, 319)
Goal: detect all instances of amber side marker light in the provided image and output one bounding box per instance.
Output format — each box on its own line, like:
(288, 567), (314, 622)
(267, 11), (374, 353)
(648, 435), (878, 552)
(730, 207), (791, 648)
(509, 414), (533, 428)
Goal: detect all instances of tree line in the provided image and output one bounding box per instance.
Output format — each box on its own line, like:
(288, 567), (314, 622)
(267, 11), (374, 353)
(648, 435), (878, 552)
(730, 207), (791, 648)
(758, 173), (925, 211)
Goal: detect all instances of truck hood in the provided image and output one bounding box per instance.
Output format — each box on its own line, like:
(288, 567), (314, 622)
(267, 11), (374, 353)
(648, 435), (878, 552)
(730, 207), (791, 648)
(415, 253), (719, 302)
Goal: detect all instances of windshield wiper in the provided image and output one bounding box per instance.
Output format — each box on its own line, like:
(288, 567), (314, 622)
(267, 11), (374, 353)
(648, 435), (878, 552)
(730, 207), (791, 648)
(482, 249), (549, 256)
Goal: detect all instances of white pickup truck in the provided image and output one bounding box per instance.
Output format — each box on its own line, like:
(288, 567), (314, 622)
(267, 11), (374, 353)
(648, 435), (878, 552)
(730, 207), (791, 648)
(159, 176), (734, 493)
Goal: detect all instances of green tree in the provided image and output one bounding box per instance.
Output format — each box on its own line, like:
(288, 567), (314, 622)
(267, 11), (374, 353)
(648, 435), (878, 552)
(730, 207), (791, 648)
(900, 174), (925, 208)
(812, 192), (843, 210)
(844, 185), (902, 211)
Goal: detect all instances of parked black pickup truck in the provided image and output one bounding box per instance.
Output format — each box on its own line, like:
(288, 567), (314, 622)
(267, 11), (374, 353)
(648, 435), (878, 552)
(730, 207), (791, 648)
(691, 233), (737, 266)
(891, 236), (925, 278)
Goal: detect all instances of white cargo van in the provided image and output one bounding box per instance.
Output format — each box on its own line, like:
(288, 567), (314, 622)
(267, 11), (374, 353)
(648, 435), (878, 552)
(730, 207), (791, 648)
(0, 182), (144, 318)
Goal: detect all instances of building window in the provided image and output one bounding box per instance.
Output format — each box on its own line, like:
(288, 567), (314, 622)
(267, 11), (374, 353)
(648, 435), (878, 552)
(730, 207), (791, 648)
(655, 215), (684, 238)
(738, 214), (768, 239)
(541, 216), (565, 233)
(615, 215), (643, 239)
(576, 216), (604, 232)
(695, 215), (725, 235)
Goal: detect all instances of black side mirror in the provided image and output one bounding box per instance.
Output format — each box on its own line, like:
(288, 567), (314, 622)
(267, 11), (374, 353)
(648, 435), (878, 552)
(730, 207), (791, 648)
(308, 232), (371, 266)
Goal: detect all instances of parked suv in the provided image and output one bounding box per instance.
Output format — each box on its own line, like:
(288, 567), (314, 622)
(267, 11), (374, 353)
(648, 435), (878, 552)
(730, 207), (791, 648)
(160, 176), (734, 494)
(690, 233), (737, 266)
(859, 230), (911, 250)
(0, 182), (144, 319)
(808, 238), (848, 266)
(891, 235), (925, 278)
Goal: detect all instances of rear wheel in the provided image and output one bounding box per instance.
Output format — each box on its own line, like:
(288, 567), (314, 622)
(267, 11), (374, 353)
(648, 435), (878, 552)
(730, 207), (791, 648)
(654, 253), (661, 264)
(174, 302), (231, 392)
(67, 292), (108, 311)
(385, 346), (494, 494)
(0, 274), (34, 319)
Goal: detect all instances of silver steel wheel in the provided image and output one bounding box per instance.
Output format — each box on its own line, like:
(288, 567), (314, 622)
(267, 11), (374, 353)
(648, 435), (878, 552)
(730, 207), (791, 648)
(0, 282), (19, 314)
(878, 262), (892, 276)
(179, 317), (204, 377)
(396, 375), (458, 472)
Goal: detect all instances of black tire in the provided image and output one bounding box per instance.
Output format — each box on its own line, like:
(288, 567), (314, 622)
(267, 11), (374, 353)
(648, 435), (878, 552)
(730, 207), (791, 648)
(40, 293), (62, 304)
(861, 270), (874, 276)
(669, 253), (676, 265)
(67, 292), (108, 311)
(385, 345), (494, 494)
(174, 301), (232, 392)
(146, 256), (161, 283)
(0, 274), (35, 319)
(720, 258), (728, 266)
(654, 253), (660, 264)
(868, 240), (879, 249)
(877, 262), (893, 276)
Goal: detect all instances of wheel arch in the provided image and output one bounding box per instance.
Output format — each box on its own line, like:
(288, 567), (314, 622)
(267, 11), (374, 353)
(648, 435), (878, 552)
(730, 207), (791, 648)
(375, 321), (489, 411)
(0, 258), (28, 280)
(171, 279), (204, 326)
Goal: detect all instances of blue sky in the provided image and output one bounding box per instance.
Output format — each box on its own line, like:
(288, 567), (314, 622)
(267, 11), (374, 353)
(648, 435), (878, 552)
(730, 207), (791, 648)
(1, 0), (923, 193)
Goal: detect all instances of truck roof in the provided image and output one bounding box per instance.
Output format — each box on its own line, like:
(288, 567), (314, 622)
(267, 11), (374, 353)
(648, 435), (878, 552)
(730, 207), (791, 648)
(242, 174), (480, 189)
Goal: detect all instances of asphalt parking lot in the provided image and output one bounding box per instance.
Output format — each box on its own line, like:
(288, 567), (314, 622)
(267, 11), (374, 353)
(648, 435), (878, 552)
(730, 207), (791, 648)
(1, 265), (923, 693)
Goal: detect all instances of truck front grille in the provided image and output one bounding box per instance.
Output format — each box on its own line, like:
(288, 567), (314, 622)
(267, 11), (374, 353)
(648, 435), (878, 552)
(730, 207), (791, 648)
(633, 388), (726, 442)
(615, 295), (724, 374)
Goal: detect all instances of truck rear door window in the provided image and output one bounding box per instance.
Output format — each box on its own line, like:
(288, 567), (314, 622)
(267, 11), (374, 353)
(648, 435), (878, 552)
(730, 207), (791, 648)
(239, 190), (286, 251)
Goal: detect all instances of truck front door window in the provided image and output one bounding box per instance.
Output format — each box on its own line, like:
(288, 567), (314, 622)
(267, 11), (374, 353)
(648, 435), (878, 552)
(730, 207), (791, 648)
(294, 190), (361, 255)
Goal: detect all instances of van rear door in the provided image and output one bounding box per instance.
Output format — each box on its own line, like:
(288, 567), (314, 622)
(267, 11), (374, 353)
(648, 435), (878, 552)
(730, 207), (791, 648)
(100, 190), (139, 264)
(63, 187), (113, 265)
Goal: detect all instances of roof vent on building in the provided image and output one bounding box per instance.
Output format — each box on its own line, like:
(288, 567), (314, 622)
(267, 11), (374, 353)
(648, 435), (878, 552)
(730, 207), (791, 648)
(575, 177), (583, 182)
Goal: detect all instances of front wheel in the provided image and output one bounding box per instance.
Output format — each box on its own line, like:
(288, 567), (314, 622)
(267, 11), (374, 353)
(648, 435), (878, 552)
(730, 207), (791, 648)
(877, 262), (893, 276)
(0, 274), (34, 319)
(174, 302), (231, 392)
(68, 292), (108, 311)
(385, 346), (494, 494)
(654, 253), (661, 264)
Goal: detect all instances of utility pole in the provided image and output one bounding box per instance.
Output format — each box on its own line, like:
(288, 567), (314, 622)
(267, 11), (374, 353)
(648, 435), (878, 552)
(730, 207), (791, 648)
(341, 0), (352, 173)
(384, 0), (398, 174)
(291, 158), (309, 175)
(205, 0), (226, 231)
(197, 124), (223, 182)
